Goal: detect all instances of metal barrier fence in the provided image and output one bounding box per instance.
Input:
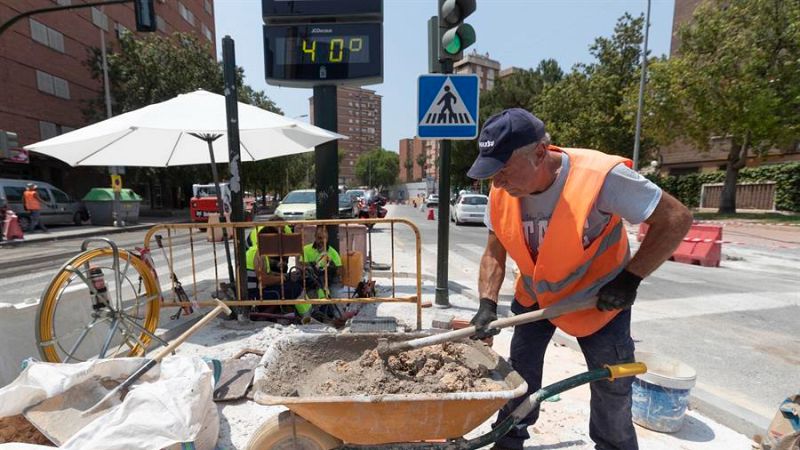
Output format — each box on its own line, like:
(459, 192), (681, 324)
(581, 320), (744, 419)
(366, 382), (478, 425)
(143, 218), (423, 329)
(700, 182), (777, 211)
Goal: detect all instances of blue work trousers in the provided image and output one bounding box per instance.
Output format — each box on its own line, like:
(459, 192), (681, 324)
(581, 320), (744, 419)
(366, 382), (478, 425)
(493, 300), (638, 450)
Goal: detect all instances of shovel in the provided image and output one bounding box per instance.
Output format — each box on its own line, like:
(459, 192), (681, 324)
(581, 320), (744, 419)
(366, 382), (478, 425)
(377, 296), (597, 359)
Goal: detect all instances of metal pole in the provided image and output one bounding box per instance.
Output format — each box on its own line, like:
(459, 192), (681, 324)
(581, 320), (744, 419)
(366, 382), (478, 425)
(222, 36), (248, 316)
(100, 15), (122, 227)
(632, 0), (651, 171)
(435, 59), (453, 308)
(202, 137), (236, 295)
(312, 85), (339, 252)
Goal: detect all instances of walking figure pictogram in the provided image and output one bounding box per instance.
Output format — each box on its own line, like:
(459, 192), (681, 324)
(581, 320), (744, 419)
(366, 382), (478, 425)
(437, 86), (458, 123)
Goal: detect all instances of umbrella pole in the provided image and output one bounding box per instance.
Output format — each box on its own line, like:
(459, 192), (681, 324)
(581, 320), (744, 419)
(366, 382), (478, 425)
(204, 137), (237, 300)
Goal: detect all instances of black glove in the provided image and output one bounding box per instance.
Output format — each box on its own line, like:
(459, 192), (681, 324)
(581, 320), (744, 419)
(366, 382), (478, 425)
(470, 298), (500, 340)
(597, 269), (642, 311)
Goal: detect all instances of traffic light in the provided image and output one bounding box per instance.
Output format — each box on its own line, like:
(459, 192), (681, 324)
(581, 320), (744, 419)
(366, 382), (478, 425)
(438, 0), (476, 62)
(134, 0), (156, 32)
(0, 130), (19, 159)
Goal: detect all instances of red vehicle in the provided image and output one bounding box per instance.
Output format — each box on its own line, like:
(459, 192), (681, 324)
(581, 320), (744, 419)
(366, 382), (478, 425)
(190, 183), (255, 222)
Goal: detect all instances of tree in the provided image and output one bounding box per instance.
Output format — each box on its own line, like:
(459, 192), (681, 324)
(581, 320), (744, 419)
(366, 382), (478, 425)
(415, 152), (428, 180)
(537, 13), (647, 157)
(85, 32), (285, 207)
(355, 148), (399, 188)
(404, 154), (414, 183)
(644, 0), (800, 213)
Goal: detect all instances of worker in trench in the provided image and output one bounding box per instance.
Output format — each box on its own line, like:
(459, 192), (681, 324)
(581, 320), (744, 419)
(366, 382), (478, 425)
(467, 108), (692, 450)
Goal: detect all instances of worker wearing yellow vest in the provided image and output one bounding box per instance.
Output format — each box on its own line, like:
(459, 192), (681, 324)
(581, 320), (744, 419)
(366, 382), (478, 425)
(245, 225), (303, 312)
(300, 225), (342, 300)
(467, 109), (692, 450)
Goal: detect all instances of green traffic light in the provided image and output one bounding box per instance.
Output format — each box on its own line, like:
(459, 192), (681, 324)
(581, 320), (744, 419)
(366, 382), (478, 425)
(444, 34), (461, 55)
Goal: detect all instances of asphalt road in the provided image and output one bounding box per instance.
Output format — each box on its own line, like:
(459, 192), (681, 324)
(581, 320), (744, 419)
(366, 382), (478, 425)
(1, 205), (797, 423)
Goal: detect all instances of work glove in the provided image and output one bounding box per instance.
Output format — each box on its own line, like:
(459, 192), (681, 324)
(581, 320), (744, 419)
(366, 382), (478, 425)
(470, 298), (500, 340)
(597, 269), (642, 311)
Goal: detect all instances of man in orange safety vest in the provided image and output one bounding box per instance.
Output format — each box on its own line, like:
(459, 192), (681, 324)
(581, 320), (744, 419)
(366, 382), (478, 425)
(467, 109), (692, 450)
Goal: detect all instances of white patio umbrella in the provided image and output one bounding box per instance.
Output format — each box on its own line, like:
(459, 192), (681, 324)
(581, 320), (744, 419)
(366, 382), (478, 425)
(25, 89), (346, 303)
(25, 89), (345, 166)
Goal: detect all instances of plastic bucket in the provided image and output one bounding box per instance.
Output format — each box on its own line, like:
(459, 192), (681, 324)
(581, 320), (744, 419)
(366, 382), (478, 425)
(632, 351), (697, 433)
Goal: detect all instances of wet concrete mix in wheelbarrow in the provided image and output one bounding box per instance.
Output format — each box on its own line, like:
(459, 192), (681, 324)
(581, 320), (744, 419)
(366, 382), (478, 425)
(273, 342), (505, 396)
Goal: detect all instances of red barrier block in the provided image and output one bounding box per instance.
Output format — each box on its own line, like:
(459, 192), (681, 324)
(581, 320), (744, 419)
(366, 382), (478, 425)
(638, 223), (722, 267)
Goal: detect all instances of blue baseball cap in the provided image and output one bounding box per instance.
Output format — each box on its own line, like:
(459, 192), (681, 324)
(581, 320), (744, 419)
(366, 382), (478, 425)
(467, 108), (546, 180)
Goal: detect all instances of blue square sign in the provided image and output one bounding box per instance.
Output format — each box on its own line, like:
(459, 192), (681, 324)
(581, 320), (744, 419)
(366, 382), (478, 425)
(417, 74), (479, 140)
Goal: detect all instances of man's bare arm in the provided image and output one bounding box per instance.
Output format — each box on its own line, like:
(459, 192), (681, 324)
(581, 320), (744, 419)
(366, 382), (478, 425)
(626, 191), (693, 278)
(478, 231), (507, 302)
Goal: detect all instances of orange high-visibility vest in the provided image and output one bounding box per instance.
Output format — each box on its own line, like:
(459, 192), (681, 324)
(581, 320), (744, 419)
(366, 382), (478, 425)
(23, 190), (41, 211)
(490, 146), (632, 337)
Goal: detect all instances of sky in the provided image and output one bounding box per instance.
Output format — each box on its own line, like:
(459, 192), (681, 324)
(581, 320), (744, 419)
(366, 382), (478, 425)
(214, 1), (676, 153)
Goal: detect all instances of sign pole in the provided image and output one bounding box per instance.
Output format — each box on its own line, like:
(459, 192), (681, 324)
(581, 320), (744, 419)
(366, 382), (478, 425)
(434, 59), (454, 308)
(313, 85), (339, 251)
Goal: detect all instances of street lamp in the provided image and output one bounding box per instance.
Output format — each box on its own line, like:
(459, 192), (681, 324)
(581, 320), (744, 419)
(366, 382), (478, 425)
(632, 0), (652, 171)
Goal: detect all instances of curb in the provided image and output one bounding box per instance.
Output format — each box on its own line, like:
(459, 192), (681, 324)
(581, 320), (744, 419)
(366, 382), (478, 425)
(0, 223), (154, 248)
(551, 331), (770, 440)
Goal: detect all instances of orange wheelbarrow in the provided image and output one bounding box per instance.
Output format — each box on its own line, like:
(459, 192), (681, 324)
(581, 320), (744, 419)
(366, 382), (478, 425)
(248, 333), (646, 449)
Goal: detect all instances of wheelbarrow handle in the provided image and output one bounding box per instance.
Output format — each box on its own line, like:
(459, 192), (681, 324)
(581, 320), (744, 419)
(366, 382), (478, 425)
(379, 296), (597, 358)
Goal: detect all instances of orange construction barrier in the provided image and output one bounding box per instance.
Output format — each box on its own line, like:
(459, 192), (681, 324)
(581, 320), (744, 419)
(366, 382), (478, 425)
(638, 223), (722, 267)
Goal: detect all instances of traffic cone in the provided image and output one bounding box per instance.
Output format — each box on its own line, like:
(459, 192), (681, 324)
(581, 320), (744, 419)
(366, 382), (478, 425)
(427, 208), (435, 220)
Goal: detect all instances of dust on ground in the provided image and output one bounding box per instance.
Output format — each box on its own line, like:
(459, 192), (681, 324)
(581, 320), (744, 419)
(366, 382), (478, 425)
(299, 342), (504, 396)
(0, 415), (53, 446)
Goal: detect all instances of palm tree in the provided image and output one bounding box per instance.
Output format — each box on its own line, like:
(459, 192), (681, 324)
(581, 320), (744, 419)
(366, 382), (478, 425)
(415, 153), (427, 181)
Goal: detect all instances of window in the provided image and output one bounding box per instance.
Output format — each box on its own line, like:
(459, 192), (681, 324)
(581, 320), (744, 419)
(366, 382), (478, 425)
(91, 7), (108, 31)
(55, 0), (71, 5)
(30, 20), (64, 52)
(39, 121), (72, 139)
(37, 189), (52, 203)
(204, 0), (212, 14)
(4, 187), (24, 202)
(178, 2), (195, 26)
(201, 23), (212, 41)
(52, 189), (70, 203)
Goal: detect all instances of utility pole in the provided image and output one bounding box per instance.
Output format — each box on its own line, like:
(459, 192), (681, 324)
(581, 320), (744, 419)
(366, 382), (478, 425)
(632, 0), (651, 171)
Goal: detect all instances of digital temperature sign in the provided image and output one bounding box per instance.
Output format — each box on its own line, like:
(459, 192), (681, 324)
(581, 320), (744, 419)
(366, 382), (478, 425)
(264, 22), (383, 87)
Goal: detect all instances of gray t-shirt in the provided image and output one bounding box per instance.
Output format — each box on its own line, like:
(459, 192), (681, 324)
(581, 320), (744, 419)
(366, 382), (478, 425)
(485, 152), (662, 256)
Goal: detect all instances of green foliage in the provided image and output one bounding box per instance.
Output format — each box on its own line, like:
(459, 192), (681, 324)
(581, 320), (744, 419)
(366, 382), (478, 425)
(646, 162), (800, 211)
(538, 13), (647, 157)
(644, 0), (800, 212)
(355, 148), (399, 188)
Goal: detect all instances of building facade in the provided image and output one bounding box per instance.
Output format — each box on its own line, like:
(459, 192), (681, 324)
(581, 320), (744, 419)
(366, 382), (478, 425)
(453, 50), (500, 91)
(310, 86), (382, 187)
(0, 0), (215, 199)
(658, 0), (800, 175)
(399, 137), (440, 183)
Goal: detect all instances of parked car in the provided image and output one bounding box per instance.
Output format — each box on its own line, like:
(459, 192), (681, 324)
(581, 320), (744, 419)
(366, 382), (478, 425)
(338, 195), (358, 219)
(344, 189), (366, 203)
(274, 189), (317, 220)
(450, 194), (488, 225)
(0, 178), (88, 230)
(425, 194), (439, 208)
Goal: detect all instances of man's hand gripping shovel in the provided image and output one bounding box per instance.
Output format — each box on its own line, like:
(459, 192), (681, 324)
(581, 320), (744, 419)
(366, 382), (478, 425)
(376, 296), (598, 360)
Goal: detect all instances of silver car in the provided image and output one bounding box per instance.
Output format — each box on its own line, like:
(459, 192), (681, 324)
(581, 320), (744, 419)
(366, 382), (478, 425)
(0, 178), (87, 229)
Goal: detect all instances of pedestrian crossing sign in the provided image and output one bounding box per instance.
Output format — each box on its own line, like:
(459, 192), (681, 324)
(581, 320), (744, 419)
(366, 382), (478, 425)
(417, 74), (479, 140)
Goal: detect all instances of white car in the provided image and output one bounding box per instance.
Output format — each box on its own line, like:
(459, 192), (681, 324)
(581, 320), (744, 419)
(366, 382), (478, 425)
(274, 189), (316, 220)
(425, 194), (439, 208)
(450, 194), (488, 225)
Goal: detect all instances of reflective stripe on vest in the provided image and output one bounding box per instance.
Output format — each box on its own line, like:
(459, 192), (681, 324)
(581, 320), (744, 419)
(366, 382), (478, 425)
(491, 147), (632, 338)
(533, 220), (624, 294)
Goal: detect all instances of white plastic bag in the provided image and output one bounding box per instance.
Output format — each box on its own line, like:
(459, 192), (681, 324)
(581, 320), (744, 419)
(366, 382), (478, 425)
(0, 356), (218, 450)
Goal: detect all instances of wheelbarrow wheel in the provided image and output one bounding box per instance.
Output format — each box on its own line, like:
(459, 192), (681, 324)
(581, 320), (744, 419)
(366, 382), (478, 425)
(247, 411), (342, 450)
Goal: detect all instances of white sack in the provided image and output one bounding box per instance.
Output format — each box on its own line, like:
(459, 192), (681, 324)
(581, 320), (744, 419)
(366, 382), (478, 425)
(0, 356), (218, 450)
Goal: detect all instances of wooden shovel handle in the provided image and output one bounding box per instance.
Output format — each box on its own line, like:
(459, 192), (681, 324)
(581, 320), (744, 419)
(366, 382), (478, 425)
(151, 300), (231, 362)
(385, 296), (598, 355)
